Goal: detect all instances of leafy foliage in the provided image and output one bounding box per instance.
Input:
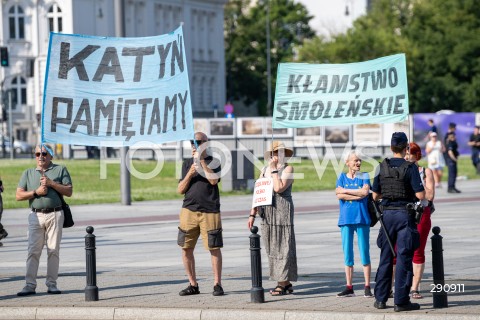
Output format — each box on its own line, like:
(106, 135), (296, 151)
(296, 0), (480, 113)
(224, 0), (314, 115)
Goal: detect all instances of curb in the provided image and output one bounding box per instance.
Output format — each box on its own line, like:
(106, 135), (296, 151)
(0, 307), (478, 320)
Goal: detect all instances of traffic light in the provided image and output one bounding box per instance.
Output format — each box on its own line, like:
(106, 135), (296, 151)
(1, 47), (9, 67)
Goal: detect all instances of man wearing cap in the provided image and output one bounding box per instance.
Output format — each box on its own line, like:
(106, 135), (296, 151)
(371, 132), (425, 312)
(15, 144), (73, 296)
(177, 132), (224, 296)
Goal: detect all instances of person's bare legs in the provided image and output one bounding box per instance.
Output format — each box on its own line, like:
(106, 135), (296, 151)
(210, 249), (222, 285)
(437, 169), (443, 187)
(182, 248), (197, 286)
(363, 264), (371, 286)
(411, 263), (425, 297)
(345, 265), (354, 286)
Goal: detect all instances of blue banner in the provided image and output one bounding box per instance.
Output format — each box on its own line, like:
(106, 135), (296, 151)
(273, 54), (409, 128)
(41, 26), (194, 146)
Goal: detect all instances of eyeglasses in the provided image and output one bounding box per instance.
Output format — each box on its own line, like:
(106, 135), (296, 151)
(35, 152), (48, 157)
(190, 140), (205, 146)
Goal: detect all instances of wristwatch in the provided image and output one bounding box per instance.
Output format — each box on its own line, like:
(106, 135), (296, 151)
(33, 191), (38, 198)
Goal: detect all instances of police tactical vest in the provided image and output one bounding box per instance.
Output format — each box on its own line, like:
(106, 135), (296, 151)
(379, 158), (415, 201)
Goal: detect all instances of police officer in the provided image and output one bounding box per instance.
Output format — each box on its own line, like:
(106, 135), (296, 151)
(372, 132), (425, 312)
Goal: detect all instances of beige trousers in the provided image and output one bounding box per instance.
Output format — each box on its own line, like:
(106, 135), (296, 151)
(26, 210), (64, 288)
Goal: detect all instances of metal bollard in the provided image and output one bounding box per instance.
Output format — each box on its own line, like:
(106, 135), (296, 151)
(85, 226), (99, 301)
(249, 226), (265, 303)
(431, 226), (448, 308)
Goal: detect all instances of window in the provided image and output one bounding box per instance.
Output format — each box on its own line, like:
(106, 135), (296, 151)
(8, 5), (25, 39)
(47, 4), (63, 33)
(10, 76), (27, 110)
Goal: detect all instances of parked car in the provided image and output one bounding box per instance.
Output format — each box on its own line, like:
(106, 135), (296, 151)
(0, 136), (34, 154)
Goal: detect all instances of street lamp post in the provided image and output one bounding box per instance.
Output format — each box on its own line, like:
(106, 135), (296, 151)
(114, 0), (131, 205)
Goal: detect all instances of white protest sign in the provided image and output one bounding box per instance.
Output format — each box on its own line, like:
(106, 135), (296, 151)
(251, 177), (274, 209)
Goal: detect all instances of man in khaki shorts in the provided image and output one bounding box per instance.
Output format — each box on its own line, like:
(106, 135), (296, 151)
(177, 132), (224, 296)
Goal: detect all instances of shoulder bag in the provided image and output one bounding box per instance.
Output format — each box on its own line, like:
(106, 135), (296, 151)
(53, 189), (74, 228)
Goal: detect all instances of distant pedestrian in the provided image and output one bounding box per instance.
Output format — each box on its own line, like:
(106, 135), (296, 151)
(16, 144), (73, 296)
(425, 132), (445, 188)
(427, 119), (437, 134)
(468, 126), (480, 173)
(335, 150), (373, 298)
(177, 132), (224, 296)
(445, 132), (461, 193)
(444, 122), (456, 145)
(0, 176), (7, 246)
(248, 141), (297, 296)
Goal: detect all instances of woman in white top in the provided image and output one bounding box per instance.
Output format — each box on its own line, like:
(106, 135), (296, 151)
(425, 132), (445, 187)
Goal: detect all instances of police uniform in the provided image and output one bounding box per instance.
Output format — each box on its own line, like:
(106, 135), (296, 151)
(372, 133), (424, 309)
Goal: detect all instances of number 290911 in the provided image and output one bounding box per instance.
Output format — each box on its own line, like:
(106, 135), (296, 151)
(430, 284), (464, 293)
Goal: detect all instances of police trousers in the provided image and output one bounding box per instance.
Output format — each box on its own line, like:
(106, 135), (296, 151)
(374, 209), (419, 305)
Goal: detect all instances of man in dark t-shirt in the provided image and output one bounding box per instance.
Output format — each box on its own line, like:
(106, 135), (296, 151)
(176, 132), (224, 297)
(446, 132), (461, 193)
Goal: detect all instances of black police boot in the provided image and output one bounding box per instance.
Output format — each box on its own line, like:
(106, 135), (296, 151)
(394, 302), (420, 312)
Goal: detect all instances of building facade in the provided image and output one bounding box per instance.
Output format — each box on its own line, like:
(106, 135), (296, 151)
(0, 0), (227, 146)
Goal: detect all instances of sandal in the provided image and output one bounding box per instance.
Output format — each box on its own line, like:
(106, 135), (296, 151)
(285, 283), (294, 294)
(270, 285), (287, 296)
(411, 290), (423, 299)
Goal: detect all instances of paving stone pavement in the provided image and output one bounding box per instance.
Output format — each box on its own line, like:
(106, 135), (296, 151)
(1, 179), (479, 319)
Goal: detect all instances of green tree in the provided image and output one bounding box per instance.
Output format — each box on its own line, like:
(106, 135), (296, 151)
(225, 0), (314, 115)
(406, 0), (480, 112)
(297, 0), (480, 113)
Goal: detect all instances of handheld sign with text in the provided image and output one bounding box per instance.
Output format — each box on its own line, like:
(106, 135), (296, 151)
(252, 177), (274, 209)
(41, 26), (194, 146)
(273, 54), (409, 128)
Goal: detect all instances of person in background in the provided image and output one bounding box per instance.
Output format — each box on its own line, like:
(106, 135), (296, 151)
(444, 122), (456, 145)
(16, 144), (73, 296)
(0, 176), (7, 246)
(427, 119), (437, 134)
(335, 150), (373, 298)
(445, 132), (461, 193)
(248, 141), (297, 296)
(405, 142), (435, 299)
(425, 132), (445, 188)
(177, 132), (224, 297)
(468, 126), (480, 174)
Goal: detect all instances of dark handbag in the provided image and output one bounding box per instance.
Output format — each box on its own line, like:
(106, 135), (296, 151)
(54, 190), (74, 228)
(367, 193), (379, 227)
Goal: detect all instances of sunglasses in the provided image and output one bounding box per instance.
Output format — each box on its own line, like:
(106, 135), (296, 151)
(35, 152), (49, 157)
(190, 140), (205, 146)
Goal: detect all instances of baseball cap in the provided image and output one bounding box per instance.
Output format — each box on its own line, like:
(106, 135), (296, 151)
(391, 132), (408, 147)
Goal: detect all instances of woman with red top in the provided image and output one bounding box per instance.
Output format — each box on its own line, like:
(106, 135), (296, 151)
(405, 142), (435, 299)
